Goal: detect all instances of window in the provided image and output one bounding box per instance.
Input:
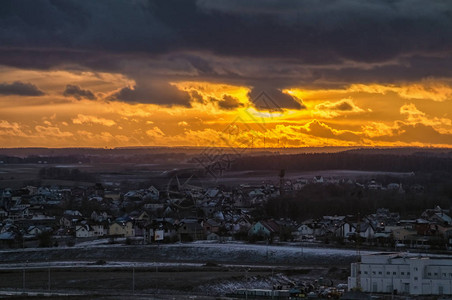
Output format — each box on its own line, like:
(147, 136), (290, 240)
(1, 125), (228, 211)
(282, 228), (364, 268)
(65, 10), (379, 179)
(414, 277), (418, 280)
(386, 272), (390, 275)
(428, 272), (431, 276)
(407, 272), (410, 275)
(379, 272), (382, 275)
(401, 272), (404, 275)
(364, 271), (368, 275)
(414, 267), (418, 271)
(393, 272), (396, 275)
(372, 271), (376, 275)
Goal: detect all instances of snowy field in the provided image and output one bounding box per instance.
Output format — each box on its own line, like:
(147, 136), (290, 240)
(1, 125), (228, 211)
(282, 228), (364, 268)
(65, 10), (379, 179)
(0, 241), (375, 267)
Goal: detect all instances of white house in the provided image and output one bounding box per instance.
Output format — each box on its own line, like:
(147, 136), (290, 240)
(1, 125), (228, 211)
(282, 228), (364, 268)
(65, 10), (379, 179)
(76, 224), (105, 238)
(313, 176), (324, 184)
(297, 221), (325, 238)
(336, 221), (375, 240)
(349, 253), (452, 295)
(146, 186), (160, 201)
(76, 224), (92, 238)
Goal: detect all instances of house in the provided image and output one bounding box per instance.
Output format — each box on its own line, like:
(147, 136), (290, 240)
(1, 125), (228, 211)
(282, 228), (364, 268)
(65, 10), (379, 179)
(144, 203), (165, 211)
(76, 224), (93, 238)
(202, 219), (221, 234)
(129, 211), (150, 225)
(200, 202), (218, 217)
(430, 213), (452, 226)
(63, 210), (83, 217)
(441, 228), (452, 249)
(387, 183), (400, 190)
(356, 222), (376, 240)
(296, 220), (326, 238)
(312, 176), (324, 184)
(177, 219), (204, 241)
(90, 223), (105, 237)
(414, 218), (432, 236)
(248, 220), (280, 238)
(145, 220), (177, 243)
(108, 221), (134, 237)
(367, 179), (382, 190)
(0, 208), (8, 220)
(145, 186), (160, 201)
(232, 215), (252, 233)
(205, 188), (220, 199)
(59, 214), (84, 228)
(8, 205), (30, 220)
(336, 220), (376, 240)
(421, 206), (448, 219)
(90, 211), (110, 223)
(26, 225), (51, 237)
(76, 222), (105, 238)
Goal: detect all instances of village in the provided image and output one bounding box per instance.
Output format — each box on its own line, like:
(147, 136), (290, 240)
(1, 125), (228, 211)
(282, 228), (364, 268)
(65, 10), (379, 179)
(1, 173), (451, 252)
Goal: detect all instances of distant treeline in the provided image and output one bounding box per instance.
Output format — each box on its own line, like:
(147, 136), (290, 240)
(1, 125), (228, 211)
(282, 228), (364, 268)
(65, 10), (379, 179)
(38, 167), (97, 182)
(0, 155), (89, 164)
(231, 152), (452, 172)
(0, 153), (189, 164)
(265, 181), (452, 220)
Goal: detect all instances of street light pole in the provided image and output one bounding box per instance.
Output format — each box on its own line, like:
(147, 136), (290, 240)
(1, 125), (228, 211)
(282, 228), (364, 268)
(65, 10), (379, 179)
(132, 265), (135, 294)
(22, 265), (25, 290)
(48, 260), (51, 291)
(23, 260), (27, 291)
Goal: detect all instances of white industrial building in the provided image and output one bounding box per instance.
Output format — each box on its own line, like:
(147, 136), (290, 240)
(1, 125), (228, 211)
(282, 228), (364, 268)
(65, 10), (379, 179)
(348, 253), (452, 295)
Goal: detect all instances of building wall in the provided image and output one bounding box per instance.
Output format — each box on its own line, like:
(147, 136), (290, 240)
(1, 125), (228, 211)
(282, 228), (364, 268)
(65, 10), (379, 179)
(91, 225), (104, 237)
(348, 254), (452, 295)
(75, 226), (91, 238)
(249, 222), (270, 237)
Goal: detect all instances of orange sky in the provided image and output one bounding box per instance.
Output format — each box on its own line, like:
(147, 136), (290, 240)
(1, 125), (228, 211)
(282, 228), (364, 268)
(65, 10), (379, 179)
(1, 67), (452, 148)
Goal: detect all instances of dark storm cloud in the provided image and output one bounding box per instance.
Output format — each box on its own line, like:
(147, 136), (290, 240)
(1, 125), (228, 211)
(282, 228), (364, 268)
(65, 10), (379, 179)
(2, 0), (451, 63)
(0, 81), (44, 96)
(63, 84), (95, 100)
(248, 86), (305, 110)
(1, 0), (452, 105)
(302, 120), (362, 142)
(317, 100), (354, 112)
(111, 81), (191, 106)
(217, 95), (243, 110)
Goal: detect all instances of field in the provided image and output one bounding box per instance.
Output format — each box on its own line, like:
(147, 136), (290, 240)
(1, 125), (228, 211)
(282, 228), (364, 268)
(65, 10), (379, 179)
(0, 263), (346, 299)
(0, 160), (416, 190)
(0, 242), (357, 298)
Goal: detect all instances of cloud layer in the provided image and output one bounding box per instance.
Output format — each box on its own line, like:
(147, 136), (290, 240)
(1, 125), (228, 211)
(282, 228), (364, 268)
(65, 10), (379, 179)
(1, 1), (452, 148)
(1, 1), (452, 104)
(0, 81), (44, 96)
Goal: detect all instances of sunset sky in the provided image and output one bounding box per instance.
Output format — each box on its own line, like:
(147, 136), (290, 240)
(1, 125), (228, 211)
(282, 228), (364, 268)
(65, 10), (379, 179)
(1, 0), (452, 148)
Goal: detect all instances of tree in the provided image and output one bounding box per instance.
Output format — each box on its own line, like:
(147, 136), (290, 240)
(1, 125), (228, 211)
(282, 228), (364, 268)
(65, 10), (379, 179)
(37, 231), (52, 248)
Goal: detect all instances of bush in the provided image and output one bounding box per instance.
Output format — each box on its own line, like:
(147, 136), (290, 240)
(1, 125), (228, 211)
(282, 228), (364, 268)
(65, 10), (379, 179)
(37, 232), (52, 248)
(203, 261), (219, 267)
(95, 259), (107, 265)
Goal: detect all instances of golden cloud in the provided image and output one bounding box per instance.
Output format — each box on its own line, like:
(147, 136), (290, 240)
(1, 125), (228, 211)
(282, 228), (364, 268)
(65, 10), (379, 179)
(350, 80), (452, 102)
(313, 98), (365, 118)
(72, 114), (116, 127)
